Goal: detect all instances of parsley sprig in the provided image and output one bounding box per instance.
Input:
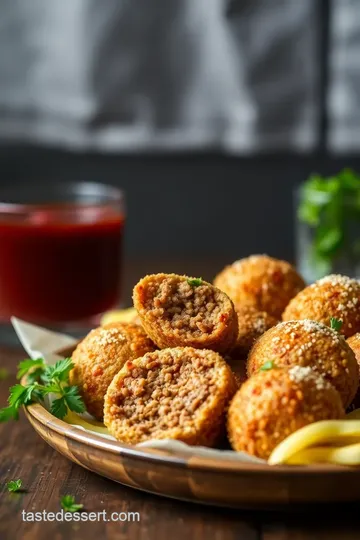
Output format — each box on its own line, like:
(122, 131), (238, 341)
(260, 361), (275, 371)
(298, 168), (360, 278)
(187, 278), (203, 287)
(0, 358), (85, 422)
(61, 494), (84, 513)
(6, 479), (22, 493)
(330, 317), (343, 332)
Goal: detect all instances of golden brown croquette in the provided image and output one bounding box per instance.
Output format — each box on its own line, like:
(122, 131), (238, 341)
(232, 306), (278, 357)
(283, 274), (360, 338)
(104, 347), (238, 446)
(214, 255), (305, 318)
(347, 333), (360, 368)
(227, 366), (345, 459)
(224, 355), (248, 388)
(346, 333), (360, 408)
(247, 320), (359, 409)
(69, 322), (156, 420)
(133, 273), (238, 354)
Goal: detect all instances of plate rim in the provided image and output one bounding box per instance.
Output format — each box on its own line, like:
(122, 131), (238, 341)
(24, 400), (358, 476)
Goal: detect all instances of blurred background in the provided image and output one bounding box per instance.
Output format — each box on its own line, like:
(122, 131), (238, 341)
(1, 0), (360, 300)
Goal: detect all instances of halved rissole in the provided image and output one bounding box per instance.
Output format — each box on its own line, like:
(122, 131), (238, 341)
(69, 322), (156, 420)
(133, 273), (238, 354)
(104, 347), (238, 446)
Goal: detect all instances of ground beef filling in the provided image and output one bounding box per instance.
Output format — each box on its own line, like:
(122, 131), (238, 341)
(108, 350), (219, 437)
(143, 279), (225, 338)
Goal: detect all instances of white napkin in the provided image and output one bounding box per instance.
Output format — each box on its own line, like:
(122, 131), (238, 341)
(11, 317), (265, 464)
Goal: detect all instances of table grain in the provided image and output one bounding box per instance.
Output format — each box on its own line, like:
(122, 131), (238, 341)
(1, 346), (360, 540)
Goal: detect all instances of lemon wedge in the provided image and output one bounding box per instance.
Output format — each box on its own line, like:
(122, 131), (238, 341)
(100, 307), (138, 326)
(65, 410), (110, 436)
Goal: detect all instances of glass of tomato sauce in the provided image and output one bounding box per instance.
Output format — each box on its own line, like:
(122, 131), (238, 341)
(0, 182), (125, 333)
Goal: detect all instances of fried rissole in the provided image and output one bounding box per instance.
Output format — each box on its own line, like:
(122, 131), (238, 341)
(133, 273), (238, 354)
(228, 366), (344, 459)
(214, 255), (305, 318)
(283, 274), (360, 338)
(247, 320), (358, 409)
(69, 322), (156, 420)
(232, 306), (278, 357)
(104, 347), (237, 446)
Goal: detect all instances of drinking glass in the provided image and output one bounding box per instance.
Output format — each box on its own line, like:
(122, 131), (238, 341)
(0, 182), (125, 336)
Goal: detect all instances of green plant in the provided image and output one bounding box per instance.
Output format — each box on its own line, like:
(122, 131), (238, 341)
(6, 479), (22, 493)
(298, 168), (360, 276)
(259, 361), (275, 371)
(330, 317), (343, 332)
(187, 278), (203, 287)
(60, 494), (84, 513)
(0, 358), (85, 422)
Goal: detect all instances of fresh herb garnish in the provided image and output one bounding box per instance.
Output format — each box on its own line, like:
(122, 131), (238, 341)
(0, 368), (9, 381)
(187, 278), (203, 287)
(0, 358), (85, 422)
(60, 495), (84, 513)
(6, 479), (22, 493)
(330, 317), (343, 332)
(298, 169), (360, 278)
(16, 358), (45, 380)
(260, 361), (275, 371)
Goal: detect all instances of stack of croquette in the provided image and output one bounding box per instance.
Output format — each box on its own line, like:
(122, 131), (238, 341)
(69, 255), (360, 460)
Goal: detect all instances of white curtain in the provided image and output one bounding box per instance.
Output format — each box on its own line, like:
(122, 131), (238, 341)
(329, 0), (360, 152)
(0, 0), (318, 152)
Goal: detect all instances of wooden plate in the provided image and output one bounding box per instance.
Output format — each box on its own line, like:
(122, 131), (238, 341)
(22, 342), (360, 509)
(24, 400), (360, 509)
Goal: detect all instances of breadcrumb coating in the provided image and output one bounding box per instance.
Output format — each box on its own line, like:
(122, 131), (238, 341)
(227, 366), (344, 459)
(133, 273), (238, 353)
(247, 320), (359, 409)
(224, 354), (248, 388)
(69, 322), (156, 420)
(347, 333), (360, 408)
(283, 274), (360, 338)
(347, 333), (360, 366)
(214, 255), (305, 318)
(232, 306), (278, 357)
(104, 347), (237, 446)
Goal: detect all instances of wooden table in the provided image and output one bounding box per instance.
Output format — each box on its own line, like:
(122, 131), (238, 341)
(1, 346), (360, 540)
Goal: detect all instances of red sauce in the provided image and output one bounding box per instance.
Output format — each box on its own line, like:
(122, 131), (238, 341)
(0, 206), (124, 323)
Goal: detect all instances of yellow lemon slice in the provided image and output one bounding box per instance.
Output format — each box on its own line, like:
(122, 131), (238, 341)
(65, 410), (110, 436)
(100, 307), (138, 326)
